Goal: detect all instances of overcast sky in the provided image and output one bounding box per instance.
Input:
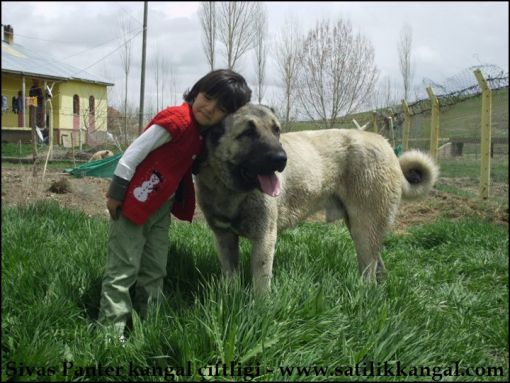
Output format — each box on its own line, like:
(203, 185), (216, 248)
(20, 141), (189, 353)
(2, 1), (508, 114)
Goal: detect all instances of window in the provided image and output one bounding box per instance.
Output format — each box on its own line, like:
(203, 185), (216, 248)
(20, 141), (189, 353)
(73, 95), (80, 115)
(89, 96), (95, 114)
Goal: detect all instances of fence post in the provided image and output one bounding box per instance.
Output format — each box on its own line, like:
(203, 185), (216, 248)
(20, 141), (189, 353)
(474, 69), (492, 199)
(29, 101), (39, 176)
(48, 99), (53, 160)
(372, 111), (378, 133)
(21, 76), (26, 127)
(29, 100), (38, 160)
(71, 132), (76, 168)
(388, 116), (395, 147)
(426, 86), (440, 161)
(388, 108), (396, 147)
(401, 99), (411, 151)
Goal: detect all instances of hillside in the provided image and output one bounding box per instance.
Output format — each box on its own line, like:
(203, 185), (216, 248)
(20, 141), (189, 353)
(287, 87), (509, 144)
(408, 87), (508, 140)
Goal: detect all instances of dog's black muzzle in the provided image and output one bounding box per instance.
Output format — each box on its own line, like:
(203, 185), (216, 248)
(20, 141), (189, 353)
(244, 146), (287, 175)
(234, 145), (287, 191)
(264, 149), (287, 173)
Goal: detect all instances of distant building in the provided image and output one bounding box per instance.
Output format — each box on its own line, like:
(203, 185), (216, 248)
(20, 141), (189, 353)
(1, 25), (114, 147)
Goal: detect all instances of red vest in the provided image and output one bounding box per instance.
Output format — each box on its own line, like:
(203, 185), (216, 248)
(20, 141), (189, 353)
(122, 103), (203, 225)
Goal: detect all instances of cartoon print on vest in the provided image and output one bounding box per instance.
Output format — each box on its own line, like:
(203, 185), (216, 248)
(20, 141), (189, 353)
(133, 171), (163, 202)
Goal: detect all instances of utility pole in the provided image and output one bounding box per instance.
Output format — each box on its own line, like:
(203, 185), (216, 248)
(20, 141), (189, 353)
(138, 1), (148, 135)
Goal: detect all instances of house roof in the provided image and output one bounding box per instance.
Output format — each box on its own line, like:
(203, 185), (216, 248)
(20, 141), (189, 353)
(1, 41), (114, 86)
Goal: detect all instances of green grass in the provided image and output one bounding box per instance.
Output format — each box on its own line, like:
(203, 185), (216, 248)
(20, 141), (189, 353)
(405, 87), (508, 147)
(438, 155), (508, 183)
(434, 154), (508, 204)
(286, 87), (509, 146)
(2, 201), (508, 381)
(1, 142), (120, 158)
(1, 142), (39, 157)
(2, 161), (87, 170)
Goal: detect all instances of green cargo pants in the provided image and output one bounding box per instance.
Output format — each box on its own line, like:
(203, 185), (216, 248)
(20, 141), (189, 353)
(98, 198), (173, 335)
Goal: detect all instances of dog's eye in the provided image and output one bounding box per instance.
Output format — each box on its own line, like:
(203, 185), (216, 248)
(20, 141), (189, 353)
(237, 121), (259, 140)
(272, 125), (281, 137)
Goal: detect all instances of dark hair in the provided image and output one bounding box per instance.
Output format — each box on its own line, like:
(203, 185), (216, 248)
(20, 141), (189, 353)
(183, 69), (252, 113)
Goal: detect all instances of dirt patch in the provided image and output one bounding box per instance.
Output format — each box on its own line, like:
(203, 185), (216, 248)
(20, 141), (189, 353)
(394, 187), (508, 232)
(48, 177), (72, 194)
(1, 166), (112, 219)
(291, 176), (508, 232)
(2, 165), (508, 230)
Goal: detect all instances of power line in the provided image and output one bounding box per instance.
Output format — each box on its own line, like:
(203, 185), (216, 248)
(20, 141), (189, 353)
(4, 24), (143, 69)
(7, 30), (111, 45)
(57, 35), (127, 61)
(68, 29), (144, 79)
(3, 28), (144, 90)
(119, 5), (144, 27)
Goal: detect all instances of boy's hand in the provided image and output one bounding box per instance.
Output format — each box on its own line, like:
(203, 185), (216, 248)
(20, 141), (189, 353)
(106, 197), (123, 220)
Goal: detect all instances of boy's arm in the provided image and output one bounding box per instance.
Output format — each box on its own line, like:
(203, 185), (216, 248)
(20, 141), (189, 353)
(107, 124), (171, 219)
(114, 124), (172, 181)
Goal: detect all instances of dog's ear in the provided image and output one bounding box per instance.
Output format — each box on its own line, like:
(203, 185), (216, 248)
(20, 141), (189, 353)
(192, 147), (207, 175)
(203, 121), (225, 147)
(258, 104), (276, 114)
(193, 122), (225, 175)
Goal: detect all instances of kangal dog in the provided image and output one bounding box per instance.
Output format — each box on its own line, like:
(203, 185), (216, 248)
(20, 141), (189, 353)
(195, 104), (439, 295)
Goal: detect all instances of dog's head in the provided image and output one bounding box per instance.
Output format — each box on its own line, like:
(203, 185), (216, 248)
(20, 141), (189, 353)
(197, 104), (287, 196)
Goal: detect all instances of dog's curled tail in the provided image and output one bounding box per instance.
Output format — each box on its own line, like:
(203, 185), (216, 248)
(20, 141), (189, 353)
(399, 150), (439, 200)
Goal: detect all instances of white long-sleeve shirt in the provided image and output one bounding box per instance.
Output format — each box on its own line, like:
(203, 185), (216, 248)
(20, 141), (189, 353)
(114, 124), (171, 181)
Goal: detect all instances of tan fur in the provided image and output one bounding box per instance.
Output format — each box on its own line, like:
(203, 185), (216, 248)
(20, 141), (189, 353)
(196, 105), (439, 295)
(89, 150), (114, 162)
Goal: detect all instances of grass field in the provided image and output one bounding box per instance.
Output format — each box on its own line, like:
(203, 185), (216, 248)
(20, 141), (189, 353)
(2, 87), (508, 381)
(1, 142), (37, 157)
(1, 143), (120, 158)
(286, 87), (509, 147)
(409, 87), (509, 141)
(2, 201), (508, 382)
(438, 154), (508, 183)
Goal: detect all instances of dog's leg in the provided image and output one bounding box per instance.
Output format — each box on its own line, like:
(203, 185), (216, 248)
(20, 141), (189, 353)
(250, 230), (277, 296)
(212, 229), (240, 275)
(347, 216), (387, 282)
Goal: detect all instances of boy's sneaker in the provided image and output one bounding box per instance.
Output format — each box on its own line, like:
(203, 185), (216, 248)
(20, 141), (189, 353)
(105, 335), (127, 348)
(118, 335), (127, 347)
(104, 332), (127, 348)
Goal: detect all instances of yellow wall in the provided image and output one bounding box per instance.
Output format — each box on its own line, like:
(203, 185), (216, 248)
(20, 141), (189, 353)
(1, 73), (23, 127)
(57, 81), (108, 132)
(1, 72), (110, 147)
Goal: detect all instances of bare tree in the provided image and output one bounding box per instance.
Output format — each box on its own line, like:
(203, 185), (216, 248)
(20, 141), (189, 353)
(369, 75), (399, 110)
(296, 18), (378, 128)
(383, 77), (399, 107)
(217, 1), (258, 70)
(253, 3), (267, 104)
(275, 17), (302, 130)
(199, 2), (216, 71)
(152, 50), (178, 111)
(398, 24), (414, 101)
(168, 67), (178, 106)
(118, 17), (133, 145)
(152, 49), (170, 111)
(152, 50), (162, 111)
(81, 93), (109, 137)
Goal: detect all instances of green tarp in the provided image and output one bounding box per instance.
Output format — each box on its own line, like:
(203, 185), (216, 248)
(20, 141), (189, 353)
(64, 153), (122, 178)
(63, 144), (402, 179)
(394, 144), (402, 157)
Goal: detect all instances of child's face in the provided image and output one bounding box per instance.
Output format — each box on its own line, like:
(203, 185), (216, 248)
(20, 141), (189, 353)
(192, 92), (228, 127)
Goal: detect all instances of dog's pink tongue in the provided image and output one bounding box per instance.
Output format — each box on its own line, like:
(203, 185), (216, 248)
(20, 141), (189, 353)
(258, 173), (281, 197)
